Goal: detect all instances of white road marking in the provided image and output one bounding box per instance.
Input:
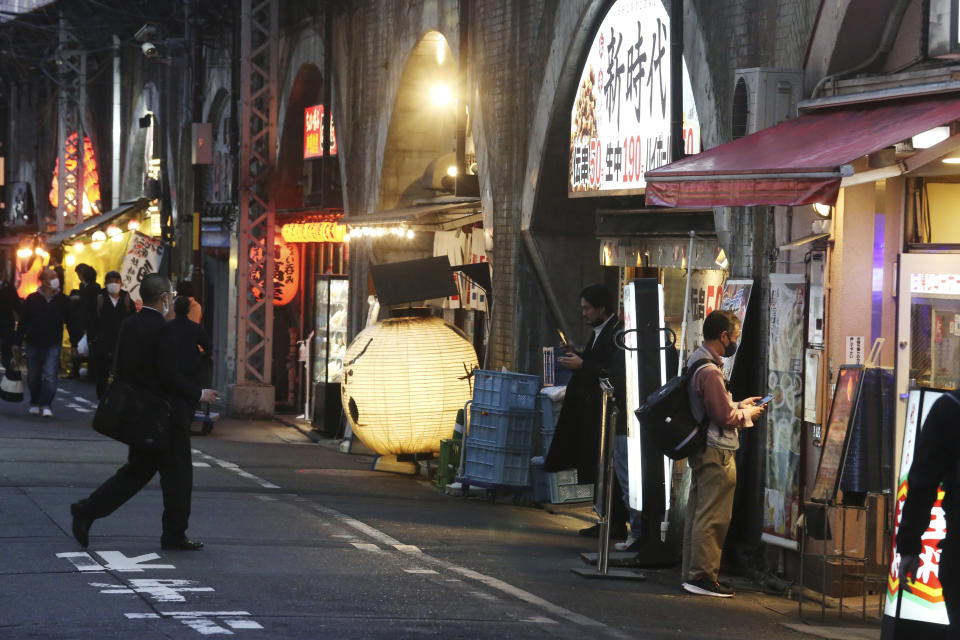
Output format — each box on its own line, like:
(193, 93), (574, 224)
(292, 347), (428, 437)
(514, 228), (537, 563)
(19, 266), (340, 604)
(56, 552), (105, 572)
(303, 502), (629, 638)
(97, 578), (214, 602)
(194, 453), (627, 638)
(125, 611), (262, 636)
(350, 542), (380, 551)
(403, 568), (437, 574)
(470, 590), (500, 601)
(191, 450), (280, 489)
(95, 551), (174, 572)
(521, 616), (559, 624)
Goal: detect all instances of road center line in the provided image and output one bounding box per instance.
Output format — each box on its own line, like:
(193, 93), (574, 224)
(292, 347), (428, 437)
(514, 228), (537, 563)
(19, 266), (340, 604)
(203, 452), (630, 639)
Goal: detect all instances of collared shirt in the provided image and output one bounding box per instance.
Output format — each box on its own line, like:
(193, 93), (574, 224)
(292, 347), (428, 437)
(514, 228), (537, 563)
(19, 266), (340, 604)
(687, 343), (753, 450)
(589, 314), (614, 352)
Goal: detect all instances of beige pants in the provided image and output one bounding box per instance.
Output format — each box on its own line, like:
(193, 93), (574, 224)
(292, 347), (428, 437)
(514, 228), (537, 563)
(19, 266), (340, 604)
(682, 446), (737, 582)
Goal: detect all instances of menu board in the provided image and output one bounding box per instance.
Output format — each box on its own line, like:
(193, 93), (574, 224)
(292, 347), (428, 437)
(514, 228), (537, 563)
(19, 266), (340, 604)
(810, 365), (865, 503)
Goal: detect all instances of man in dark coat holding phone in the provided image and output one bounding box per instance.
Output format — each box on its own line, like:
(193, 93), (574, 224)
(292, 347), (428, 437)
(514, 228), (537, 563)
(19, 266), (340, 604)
(544, 283), (624, 537)
(70, 273), (218, 551)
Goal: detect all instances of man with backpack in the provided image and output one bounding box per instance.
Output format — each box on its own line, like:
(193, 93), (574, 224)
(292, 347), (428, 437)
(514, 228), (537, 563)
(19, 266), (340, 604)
(682, 309), (765, 598)
(90, 271), (136, 399)
(897, 390), (960, 634)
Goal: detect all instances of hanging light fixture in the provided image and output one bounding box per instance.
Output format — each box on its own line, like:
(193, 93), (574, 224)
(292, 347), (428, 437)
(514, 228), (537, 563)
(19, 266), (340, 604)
(812, 203), (832, 218)
(91, 229), (106, 250)
(127, 218), (141, 232)
(341, 313), (478, 455)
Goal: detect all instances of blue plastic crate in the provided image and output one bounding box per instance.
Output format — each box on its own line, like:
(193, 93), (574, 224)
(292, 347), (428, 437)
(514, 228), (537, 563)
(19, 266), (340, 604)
(468, 405), (537, 449)
(540, 427), (555, 456)
(472, 370), (541, 411)
(461, 440), (532, 486)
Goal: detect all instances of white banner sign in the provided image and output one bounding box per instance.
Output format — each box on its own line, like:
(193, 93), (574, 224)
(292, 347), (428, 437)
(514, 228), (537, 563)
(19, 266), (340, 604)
(568, 0), (700, 195)
(121, 232), (164, 306)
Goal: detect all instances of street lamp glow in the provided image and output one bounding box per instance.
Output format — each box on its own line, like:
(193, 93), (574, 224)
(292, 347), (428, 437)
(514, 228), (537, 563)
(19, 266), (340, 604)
(446, 165), (458, 177)
(430, 85), (453, 106)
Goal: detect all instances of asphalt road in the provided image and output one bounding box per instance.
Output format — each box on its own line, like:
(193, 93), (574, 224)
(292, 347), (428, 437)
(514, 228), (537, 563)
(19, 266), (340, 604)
(0, 378), (841, 639)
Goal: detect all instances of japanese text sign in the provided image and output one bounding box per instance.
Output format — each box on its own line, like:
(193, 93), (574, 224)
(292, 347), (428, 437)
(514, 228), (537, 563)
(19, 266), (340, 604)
(304, 105), (338, 159)
(121, 232), (164, 306)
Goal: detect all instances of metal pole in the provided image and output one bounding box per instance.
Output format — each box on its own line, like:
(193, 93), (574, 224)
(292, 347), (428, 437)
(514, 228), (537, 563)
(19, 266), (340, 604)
(677, 230), (695, 375)
(670, 0), (684, 161)
(112, 35), (121, 210)
(597, 377), (616, 575)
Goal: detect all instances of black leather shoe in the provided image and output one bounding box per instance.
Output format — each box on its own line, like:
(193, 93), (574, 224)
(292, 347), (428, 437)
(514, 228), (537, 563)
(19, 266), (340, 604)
(161, 538), (204, 551)
(70, 503), (92, 548)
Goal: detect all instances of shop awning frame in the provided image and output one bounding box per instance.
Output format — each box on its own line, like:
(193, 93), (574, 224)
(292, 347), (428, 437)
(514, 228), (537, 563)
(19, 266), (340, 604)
(348, 198), (482, 231)
(645, 93), (960, 208)
(44, 197), (151, 247)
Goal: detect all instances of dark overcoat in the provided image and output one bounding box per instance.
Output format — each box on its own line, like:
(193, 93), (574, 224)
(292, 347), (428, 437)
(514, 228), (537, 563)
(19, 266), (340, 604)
(544, 315), (621, 483)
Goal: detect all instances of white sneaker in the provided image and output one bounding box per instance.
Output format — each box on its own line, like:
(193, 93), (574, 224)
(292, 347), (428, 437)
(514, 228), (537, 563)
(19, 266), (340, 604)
(41, 407), (53, 418)
(614, 535), (638, 551)
(28, 406), (40, 416)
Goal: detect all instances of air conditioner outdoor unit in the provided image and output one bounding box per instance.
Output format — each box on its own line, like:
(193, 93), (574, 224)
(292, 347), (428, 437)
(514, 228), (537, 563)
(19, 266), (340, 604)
(732, 68), (803, 136)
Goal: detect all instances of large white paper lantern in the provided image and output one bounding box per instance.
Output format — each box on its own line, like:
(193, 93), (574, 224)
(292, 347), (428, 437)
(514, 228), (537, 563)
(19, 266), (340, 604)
(341, 314), (478, 455)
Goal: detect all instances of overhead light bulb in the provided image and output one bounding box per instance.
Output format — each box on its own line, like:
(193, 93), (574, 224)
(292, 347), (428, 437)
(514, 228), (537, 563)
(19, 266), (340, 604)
(127, 218), (141, 231)
(343, 232), (351, 243)
(73, 241), (84, 253)
(812, 203), (832, 217)
(912, 126), (950, 149)
(16, 247), (32, 259)
(65, 253), (77, 267)
(430, 85), (453, 107)
(406, 229), (414, 239)
(92, 230), (107, 242)
(942, 157), (960, 164)
(446, 165), (458, 178)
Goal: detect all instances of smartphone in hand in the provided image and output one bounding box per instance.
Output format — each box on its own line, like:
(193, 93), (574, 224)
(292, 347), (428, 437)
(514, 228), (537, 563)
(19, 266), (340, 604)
(759, 394), (774, 406)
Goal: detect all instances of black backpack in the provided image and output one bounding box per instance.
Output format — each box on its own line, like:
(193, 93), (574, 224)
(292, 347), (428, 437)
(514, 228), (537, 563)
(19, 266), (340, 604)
(635, 358), (717, 460)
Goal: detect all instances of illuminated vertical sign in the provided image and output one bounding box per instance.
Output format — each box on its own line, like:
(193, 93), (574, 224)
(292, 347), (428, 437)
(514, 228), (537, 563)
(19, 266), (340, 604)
(304, 105), (338, 159)
(568, 0), (701, 196)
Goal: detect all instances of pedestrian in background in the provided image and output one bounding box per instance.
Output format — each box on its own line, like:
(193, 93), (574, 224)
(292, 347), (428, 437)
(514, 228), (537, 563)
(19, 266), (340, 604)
(90, 271), (135, 399)
(168, 295), (212, 387)
(898, 390), (960, 635)
(13, 267), (78, 417)
(75, 263), (100, 379)
(0, 269), (20, 374)
(682, 310), (764, 598)
(71, 274), (218, 551)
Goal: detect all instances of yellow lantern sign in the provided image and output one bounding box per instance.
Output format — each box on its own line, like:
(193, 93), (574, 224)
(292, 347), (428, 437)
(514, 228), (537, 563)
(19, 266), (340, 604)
(341, 315), (478, 455)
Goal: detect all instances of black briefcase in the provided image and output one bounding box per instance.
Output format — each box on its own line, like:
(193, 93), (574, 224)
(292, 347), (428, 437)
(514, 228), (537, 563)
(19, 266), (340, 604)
(92, 380), (173, 452)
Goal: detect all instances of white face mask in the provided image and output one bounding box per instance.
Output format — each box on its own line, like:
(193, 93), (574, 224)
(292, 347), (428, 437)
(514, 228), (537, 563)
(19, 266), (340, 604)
(106, 282), (121, 295)
(48, 278), (60, 291)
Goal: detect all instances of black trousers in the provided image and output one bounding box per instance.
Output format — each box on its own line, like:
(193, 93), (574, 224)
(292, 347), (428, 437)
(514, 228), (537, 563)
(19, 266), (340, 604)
(78, 424), (193, 543)
(92, 350), (112, 400)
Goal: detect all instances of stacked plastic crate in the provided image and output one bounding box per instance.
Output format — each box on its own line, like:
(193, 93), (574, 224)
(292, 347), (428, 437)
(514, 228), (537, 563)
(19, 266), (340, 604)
(535, 389), (593, 503)
(461, 370), (540, 487)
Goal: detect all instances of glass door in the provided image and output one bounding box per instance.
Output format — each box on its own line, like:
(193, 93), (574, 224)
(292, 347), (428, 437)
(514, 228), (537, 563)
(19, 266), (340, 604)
(895, 253), (960, 483)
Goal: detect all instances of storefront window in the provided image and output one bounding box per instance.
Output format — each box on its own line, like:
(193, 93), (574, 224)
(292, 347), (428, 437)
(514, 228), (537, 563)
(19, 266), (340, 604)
(908, 179), (960, 245)
(908, 274), (960, 390)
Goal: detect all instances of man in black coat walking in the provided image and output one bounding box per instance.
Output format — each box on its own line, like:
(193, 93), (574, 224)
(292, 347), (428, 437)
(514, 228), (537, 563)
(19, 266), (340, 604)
(70, 273), (218, 551)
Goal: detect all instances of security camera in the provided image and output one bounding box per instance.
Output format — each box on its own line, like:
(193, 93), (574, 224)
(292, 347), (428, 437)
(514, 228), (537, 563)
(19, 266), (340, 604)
(141, 42), (159, 58)
(134, 24), (158, 42)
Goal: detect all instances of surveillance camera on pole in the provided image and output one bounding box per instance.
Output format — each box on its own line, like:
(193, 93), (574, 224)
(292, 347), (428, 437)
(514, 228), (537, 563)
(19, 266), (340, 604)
(141, 42), (159, 58)
(134, 24), (158, 43)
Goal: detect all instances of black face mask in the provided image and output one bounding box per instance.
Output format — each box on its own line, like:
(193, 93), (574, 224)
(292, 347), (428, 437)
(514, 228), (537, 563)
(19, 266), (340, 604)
(724, 339), (738, 358)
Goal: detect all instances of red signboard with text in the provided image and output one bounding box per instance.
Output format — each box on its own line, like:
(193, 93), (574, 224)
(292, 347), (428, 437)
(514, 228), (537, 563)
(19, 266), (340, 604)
(304, 105), (337, 159)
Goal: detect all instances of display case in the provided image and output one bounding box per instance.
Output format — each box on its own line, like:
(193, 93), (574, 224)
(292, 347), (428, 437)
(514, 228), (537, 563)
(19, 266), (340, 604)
(312, 275), (348, 435)
(314, 276), (348, 384)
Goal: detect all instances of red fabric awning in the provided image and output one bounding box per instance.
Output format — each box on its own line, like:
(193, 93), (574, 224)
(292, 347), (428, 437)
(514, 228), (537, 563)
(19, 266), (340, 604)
(646, 94), (960, 207)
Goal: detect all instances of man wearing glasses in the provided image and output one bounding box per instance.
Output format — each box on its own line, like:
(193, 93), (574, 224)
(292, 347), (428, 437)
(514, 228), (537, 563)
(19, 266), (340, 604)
(70, 273), (218, 551)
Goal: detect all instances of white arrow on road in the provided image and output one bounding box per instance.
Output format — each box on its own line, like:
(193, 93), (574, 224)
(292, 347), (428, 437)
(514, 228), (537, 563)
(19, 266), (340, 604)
(95, 578), (214, 602)
(95, 551), (175, 572)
